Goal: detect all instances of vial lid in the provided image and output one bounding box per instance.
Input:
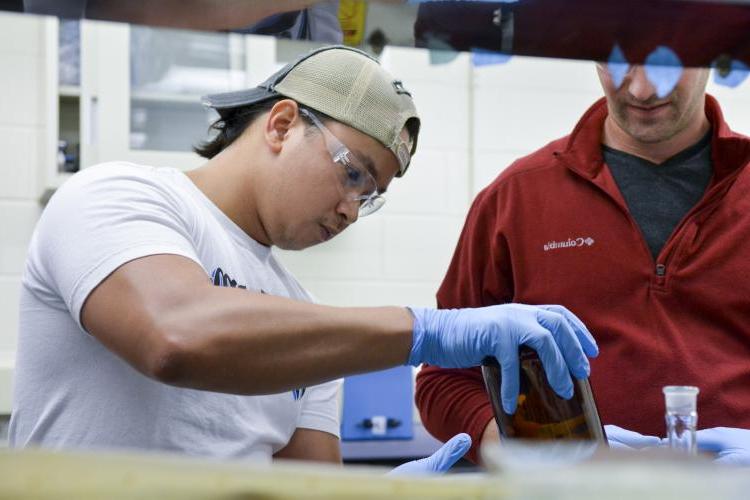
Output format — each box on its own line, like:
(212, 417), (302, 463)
(662, 385), (699, 413)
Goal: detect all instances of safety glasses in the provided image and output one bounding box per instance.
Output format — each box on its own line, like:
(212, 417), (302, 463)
(299, 108), (386, 217)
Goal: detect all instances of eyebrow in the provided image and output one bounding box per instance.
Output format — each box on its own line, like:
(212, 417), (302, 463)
(353, 148), (388, 194)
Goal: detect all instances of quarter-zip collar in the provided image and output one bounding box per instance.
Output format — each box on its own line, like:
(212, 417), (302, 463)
(553, 94), (750, 282)
(555, 94), (750, 186)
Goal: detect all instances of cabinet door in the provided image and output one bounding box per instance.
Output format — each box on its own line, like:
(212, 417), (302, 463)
(42, 18), (84, 193)
(43, 18), (106, 197)
(96, 24), (276, 170)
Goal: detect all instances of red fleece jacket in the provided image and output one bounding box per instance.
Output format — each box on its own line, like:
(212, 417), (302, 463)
(416, 96), (750, 464)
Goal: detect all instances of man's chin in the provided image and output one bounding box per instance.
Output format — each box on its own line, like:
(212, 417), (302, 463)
(276, 240), (310, 251)
(622, 123), (677, 145)
(276, 236), (323, 251)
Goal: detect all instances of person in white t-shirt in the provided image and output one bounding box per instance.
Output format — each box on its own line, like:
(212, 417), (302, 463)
(9, 46), (598, 472)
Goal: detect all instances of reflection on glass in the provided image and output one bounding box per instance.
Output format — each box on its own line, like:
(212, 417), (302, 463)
(129, 26), (245, 152)
(58, 19), (80, 87)
(644, 46), (683, 99)
(235, 2), (343, 44)
(11, 0), (750, 72)
(58, 19), (81, 173)
(58, 95), (80, 173)
(713, 59), (750, 88)
(412, 0), (750, 72)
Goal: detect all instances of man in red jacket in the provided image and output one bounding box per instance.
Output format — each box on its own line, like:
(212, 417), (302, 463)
(415, 62), (750, 465)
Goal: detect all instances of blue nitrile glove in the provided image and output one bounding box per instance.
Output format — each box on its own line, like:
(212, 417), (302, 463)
(388, 433), (472, 476)
(408, 304), (598, 414)
(605, 425), (661, 450)
(694, 427), (750, 465)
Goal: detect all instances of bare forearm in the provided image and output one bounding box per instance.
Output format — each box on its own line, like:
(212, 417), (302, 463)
(152, 287), (414, 394)
(86, 0), (326, 31)
(83, 255), (414, 398)
(273, 429), (342, 464)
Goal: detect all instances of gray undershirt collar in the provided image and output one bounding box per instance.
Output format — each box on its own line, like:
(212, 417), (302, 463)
(602, 132), (713, 260)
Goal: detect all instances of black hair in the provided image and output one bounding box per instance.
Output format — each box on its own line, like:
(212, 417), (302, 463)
(403, 117), (420, 151)
(194, 98), (283, 159)
(193, 98), (339, 159)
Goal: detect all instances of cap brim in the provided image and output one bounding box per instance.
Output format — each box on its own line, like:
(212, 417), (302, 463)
(201, 86), (279, 116)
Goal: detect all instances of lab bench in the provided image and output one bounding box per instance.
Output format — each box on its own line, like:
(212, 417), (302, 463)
(3, 445), (749, 500)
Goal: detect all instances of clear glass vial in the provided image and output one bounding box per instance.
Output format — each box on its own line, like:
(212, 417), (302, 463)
(662, 385), (699, 455)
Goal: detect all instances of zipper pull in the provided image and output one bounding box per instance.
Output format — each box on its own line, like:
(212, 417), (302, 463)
(655, 264), (666, 277)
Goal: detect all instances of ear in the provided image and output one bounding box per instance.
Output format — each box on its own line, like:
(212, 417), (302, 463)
(264, 99), (301, 154)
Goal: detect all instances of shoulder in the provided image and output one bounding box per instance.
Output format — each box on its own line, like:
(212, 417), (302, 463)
(472, 135), (571, 208)
(496, 136), (570, 187)
(53, 162), (188, 206)
(39, 162), (199, 243)
(64, 161), (173, 187)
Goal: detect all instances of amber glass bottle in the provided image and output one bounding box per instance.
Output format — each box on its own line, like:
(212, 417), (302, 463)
(481, 348), (606, 442)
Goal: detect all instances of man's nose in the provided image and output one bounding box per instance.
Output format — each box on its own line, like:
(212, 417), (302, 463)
(626, 66), (658, 102)
(336, 198), (359, 226)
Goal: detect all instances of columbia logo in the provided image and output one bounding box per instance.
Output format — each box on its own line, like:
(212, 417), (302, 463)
(543, 237), (595, 252)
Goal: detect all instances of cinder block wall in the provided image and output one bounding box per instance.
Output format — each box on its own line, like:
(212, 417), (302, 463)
(0, 12), (47, 412)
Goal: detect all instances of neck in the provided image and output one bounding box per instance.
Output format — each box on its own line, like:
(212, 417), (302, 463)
(186, 147), (272, 246)
(602, 108), (711, 165)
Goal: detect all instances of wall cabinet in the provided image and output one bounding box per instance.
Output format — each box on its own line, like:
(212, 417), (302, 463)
(42, 19), (283, 200)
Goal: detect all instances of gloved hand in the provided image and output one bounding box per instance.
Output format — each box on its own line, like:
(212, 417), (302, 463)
(388, 433), (471, 475)
(694, 427), (750, 465)
(605, 424), (661, 450)
(408, 304), (598, 413)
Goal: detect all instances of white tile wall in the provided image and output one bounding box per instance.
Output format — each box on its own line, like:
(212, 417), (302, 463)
(302, 281), (440, 308)
(381, 46), (471, 88)
(470, 58), (605, 200)
(0, 128), (42, 199)
(407, 81), (471, 152)
(473, 85), (604, 153)
(0, 53), (45, 128)
(0, 13), (48, 413)
(0, 278), (21, 353)
(0, 12), (44, 57)
(385, 148), (470, 216)
(382, 215), (464, 282)
(276, 216), (385, 281)
(708, 81), (750, 135)
(473, 56), (603, 94)
(473, 149), (527, 195)
(0, 202), (41, 275)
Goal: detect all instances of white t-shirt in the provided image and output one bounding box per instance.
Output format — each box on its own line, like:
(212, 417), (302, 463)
(9, 162), (341, 461)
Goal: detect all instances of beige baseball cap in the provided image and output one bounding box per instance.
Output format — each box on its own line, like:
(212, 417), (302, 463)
(202, 45), (420, 176)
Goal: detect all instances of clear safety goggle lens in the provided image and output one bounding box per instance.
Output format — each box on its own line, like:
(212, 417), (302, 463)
(358, 194), (385, 217)
(301, 108), (387, 217)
